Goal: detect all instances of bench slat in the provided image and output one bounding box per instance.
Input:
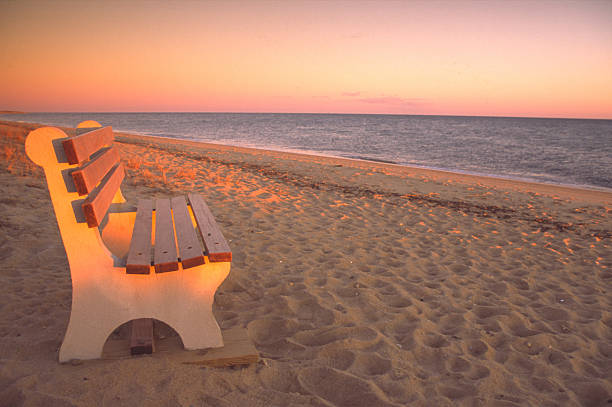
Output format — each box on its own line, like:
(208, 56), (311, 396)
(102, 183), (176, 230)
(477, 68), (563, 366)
(126, 199), (153, 274)
(62, 126), (114, 165)
(188, 193), (232, 262)
(82, 163), (125, 228)
(71, 147), (120, 195)
(154, 199), (179, 273)
(171, 196), (205, 269)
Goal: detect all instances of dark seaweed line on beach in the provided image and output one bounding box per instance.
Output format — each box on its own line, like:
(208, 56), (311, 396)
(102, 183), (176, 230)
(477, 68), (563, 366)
(116, 137), (611, 240)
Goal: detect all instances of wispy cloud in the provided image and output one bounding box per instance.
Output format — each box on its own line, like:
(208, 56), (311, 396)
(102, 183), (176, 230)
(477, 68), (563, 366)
(342, 91), (361, 97)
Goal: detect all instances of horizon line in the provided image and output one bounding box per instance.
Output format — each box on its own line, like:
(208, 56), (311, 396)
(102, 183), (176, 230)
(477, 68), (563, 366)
(1, 111), (611, 121)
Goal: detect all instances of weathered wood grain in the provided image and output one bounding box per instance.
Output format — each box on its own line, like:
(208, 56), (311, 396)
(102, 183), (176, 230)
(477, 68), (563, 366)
(71, 147), (120, 195)
(82, 163), (125, 227)
(171, 196), (205, 269)
(153, 199), (179, 273)
(62, 126), (113, 165)
(188, 193), (232, 262)
(126, 199), (153, 274)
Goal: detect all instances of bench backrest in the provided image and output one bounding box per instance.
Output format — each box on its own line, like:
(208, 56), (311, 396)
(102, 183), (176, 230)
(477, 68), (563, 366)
(26, 122), (232, 272)
(63, 126), (125, 227)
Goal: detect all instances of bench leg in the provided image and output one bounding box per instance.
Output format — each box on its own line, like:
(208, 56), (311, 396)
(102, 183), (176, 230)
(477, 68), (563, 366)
(158, 263), (229, 350)
(59, 307), (123, 363)
(59, 305), (224, 363)
(59, 262), (230, 362)
(168, 302), (224, 350)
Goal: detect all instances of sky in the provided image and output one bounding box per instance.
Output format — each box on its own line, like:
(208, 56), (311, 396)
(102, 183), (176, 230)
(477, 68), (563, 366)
(1, 0), (611, 118)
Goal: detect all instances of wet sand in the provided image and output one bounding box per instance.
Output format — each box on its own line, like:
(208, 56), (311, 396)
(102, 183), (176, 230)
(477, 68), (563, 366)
(1, 120), (610, 406)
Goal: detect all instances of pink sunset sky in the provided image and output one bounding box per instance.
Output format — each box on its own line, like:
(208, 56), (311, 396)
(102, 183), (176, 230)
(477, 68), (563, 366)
(1, 0), (611, 118)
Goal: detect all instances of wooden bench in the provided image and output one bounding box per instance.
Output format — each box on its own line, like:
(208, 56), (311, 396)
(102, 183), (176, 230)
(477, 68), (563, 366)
(25, 121), (232, 362)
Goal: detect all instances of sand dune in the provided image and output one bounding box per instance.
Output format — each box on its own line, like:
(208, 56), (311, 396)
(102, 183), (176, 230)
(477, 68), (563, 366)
(0, 120), (610, 406)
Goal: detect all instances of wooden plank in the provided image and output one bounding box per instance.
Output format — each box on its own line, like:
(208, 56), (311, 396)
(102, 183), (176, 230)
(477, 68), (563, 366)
(126, 199), (153, 274)
(130, 318), (154, 355)
(154, 198), (179, 273)
(182, 327), (259, 367)
(171, 196), (205, 269)
(71, 147), (120, 195)
(82, 164), (125, 227)
(188, 193), (232, 262)
(62, 126), (114, 165)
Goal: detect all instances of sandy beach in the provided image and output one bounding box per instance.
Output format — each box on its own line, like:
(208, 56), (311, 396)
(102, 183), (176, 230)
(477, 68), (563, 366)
(0, 120), (610, 406)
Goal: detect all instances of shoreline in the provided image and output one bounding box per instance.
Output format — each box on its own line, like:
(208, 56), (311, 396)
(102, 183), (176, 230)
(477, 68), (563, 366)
(133, 132), (612, 195)
(2, 119), (610, 204)
(119, 131), (612, 205)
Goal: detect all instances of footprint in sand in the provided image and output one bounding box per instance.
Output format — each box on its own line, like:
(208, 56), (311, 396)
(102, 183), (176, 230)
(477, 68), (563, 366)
(317, 346), (356, 371)
(438, 383), (478, 401)
(465, 339), (488, 358)
(510, 336), (547, 356)
(247, 318), (300, 345)
(438, 313), (466, 335)
(298, 367), (397, 407)
(293, 326), (378, 347)
(352, 352), (392, 376)
(447, 356), (471, 372)
(286, 296), (336, 326)
(259, 367), (304, 394)
(566, 380), (611, 407)
(505, 353), (538, 375)
(247, 318), (306, 358)
(412, 346), (448, 374)
(537, 306), (570, 322)
(502, 313), (540, 337)
(466, 363), (491, 380)
(422, 332), (450, 349)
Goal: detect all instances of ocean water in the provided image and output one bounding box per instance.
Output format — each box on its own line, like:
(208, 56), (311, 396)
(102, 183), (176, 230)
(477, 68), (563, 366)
(2, 112), (611, 190)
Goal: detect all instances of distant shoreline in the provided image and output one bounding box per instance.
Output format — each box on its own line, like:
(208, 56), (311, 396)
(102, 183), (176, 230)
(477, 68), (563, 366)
(0, 111), (26, 114)
(0, 119), (612, 203)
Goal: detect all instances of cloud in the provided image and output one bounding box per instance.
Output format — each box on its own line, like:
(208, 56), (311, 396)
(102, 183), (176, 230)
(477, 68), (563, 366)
(358, 96), (425, 107)
(342, 91), (361, 97)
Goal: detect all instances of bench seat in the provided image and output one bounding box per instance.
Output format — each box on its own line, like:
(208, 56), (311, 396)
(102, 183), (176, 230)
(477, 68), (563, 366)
(126, 194), (231, 274)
